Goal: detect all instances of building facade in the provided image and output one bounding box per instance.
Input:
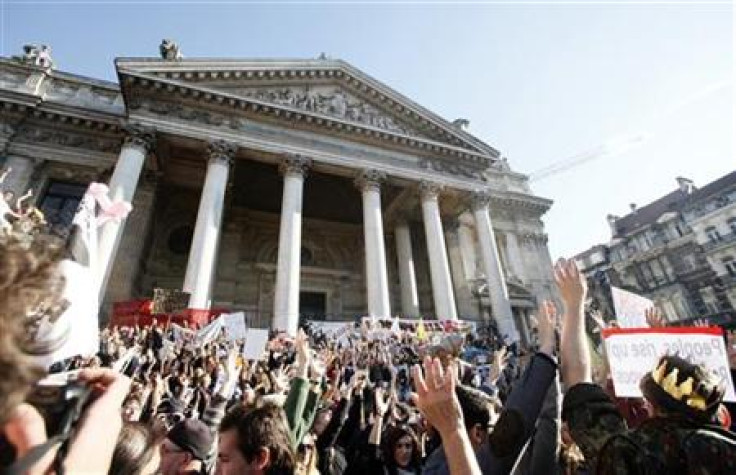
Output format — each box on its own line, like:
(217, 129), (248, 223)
(576, 173), (736, 326)
(0, 43), (557, 340)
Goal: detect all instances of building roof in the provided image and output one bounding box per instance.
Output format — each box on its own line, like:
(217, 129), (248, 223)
(611, 170), (736, 237)
(613, 189), (689, 237)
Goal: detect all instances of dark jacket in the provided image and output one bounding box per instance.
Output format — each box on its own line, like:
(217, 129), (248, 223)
(423, 352), (559, 475)
(563, 382), (736, 475)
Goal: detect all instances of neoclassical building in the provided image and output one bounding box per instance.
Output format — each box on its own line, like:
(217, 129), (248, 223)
(0, 44), (556, 341)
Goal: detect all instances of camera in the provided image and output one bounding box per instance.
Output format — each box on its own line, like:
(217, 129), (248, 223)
(26, 373), (93, 439)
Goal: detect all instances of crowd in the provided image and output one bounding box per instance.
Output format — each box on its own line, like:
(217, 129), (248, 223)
(2, 213), (736, 474)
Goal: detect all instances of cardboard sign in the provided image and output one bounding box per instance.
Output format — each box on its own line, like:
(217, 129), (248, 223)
(243, 328), (270, 361)
(602, 327), (736, 402)
(611, 286), (653, 328)
(222, 312), (247, 341)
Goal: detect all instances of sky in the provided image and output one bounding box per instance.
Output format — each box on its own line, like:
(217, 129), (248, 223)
(2, 0), (733, 259)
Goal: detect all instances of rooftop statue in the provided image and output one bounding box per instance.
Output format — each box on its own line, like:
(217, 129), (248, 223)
(159, 39), (183, 60)
(13, 44), (54, 69)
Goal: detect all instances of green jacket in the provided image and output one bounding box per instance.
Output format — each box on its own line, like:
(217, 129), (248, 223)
(284, 377), (321, 449)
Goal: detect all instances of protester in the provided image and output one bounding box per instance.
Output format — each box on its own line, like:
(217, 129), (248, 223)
(556, 257), (736, 474)
(4, 217), (736, 475)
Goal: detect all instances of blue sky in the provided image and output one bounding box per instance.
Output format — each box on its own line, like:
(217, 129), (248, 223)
(2, 1), (733, 259)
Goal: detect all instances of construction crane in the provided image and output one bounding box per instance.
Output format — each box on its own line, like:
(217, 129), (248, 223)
(528, 79), (730, 183)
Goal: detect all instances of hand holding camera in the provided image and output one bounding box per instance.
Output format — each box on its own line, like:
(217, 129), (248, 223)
(3, 368), (130, 474)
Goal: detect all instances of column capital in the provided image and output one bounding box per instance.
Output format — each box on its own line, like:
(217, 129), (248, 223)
(470, 190), (492, 211)
(207, 140), (237, 166)
(419, 180), (443, 201)
(279, 153), (312, 177)
(355, 169), (386, 192)
(122, 124), (156, 153)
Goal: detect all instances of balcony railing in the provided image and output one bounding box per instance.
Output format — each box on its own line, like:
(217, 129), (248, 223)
(702, 231), (736, 252)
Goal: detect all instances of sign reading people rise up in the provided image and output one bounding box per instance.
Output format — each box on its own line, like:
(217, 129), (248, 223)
(603, 326), (736, 402)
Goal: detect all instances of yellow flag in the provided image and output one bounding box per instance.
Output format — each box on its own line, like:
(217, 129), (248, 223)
(417, 319), (427, 341)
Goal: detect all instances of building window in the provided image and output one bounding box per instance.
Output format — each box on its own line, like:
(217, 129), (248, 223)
(723, 256), (736, 277)
(681, 254), (698, 271)
(39, 181), (87, 232)
(699, 287), (718, 314)
(706, 226), (722, 243)
(729, 218), (736, 235)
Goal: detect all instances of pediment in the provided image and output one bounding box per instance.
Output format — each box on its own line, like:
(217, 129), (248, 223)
(115, 58), (499, 157)
(213, 84), (420, 138)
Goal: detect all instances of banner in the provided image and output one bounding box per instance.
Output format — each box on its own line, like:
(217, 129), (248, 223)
(307, 321), (353, 337)
(602, 327), (736, 401)
(222, 312), (247, 341)
(193, 317), (223, 346)
(32, 260), (100, 368)
(243, 328), (270, 361)
(611, 286), (653, 328)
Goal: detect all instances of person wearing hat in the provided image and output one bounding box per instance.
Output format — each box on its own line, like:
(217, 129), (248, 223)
(555, 257), (736, 475)
(160, 419), (214, 475)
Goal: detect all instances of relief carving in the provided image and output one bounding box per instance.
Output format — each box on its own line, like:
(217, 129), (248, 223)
(419, 156), (486, 181)
(17, 125), (119, 153)
(240, 87), (416, 136)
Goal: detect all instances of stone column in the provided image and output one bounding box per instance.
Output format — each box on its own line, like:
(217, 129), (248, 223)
(420, 181), (457, 320)
(273, 154), (311, 335)
(356, 169), (391, 319)
(445, 219), (475, 318)
(472, 191), (518, 341)
(457, 218), (477, 281)
(97, 126), (155, 301)
(102, 174), (157, 307)
(394, 220), (420, 318)
(505, 231), (526, 281)
(183, 141), (235, 309)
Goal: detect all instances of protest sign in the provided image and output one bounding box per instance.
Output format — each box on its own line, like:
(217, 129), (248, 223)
(602, 327), (736, 402)
(611, 286), (653, 328)
(243, 328), (270, 361)
(222, 312), (247, 341)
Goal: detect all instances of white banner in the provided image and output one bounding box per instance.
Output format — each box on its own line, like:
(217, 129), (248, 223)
(194, 317), (224, 346)
(33, 260), (100, 368)
(222, 312), (247, 341)
(243, 328), (270, 361)
(603, 327), (736, 402)
(611, 286), (653, 328)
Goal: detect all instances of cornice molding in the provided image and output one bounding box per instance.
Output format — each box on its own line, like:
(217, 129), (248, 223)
(116, 58), (499, 156)
(119, 71), (495, 168)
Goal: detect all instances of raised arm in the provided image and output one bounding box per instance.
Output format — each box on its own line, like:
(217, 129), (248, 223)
(555, 258), (591, 387)
(412, 357), (482, 475)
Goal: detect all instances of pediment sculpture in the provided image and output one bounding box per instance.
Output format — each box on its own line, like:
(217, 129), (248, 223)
(238, 86), (417, 136)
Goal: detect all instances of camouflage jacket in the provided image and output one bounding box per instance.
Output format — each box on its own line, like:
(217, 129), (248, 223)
(562, 383), (736, 475)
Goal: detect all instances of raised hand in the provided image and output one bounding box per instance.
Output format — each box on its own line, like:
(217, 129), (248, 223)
(295, 329), (311, 379)
(645, 307), (666, 328)
(374, 387), (391, 417)
(411, 356), (462, 434)
(272, 365), (290, 395)
(489, 346), (509, 385)
(536, 299), (558, 355)
(554, 258), (587, 310)
(589, 308), (608, 333)
(556, 257), (592, 387)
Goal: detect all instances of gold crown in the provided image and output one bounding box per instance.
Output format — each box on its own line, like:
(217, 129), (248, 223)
(650, 361), (706, 411)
